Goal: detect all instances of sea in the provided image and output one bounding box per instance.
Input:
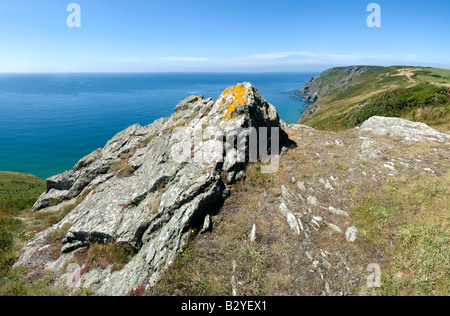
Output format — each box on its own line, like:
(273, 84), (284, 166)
(0, 73), (315, 180)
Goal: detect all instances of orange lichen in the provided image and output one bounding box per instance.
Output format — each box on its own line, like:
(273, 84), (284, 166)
(219, 85), (250, 121)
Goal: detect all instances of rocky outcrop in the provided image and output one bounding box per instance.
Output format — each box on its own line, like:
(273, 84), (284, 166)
(360, 116), (450, 143)
(16, 82), (290, 296)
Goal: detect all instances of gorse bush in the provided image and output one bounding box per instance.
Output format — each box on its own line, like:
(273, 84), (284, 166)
(349, 83), (450, 127)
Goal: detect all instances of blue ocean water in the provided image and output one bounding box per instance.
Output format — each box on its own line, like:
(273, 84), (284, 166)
(0, 73), (315, 180)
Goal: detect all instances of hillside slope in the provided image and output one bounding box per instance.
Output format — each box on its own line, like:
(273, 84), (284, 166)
(298, 66), (450, 132)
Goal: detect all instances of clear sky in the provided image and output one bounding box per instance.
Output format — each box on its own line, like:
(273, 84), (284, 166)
(0, 0), (449, 72)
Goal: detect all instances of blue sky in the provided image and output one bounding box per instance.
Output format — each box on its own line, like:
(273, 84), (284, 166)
(0, 0), (449, 72)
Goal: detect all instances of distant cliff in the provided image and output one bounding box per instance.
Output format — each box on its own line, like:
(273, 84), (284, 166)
(296, 66), (370, 103)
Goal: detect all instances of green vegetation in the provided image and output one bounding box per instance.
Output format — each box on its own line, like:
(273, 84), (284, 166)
(340, 84), (450, 130)
(151, 244), (230, 296)
(0, 267), (67, 296)
(0, 172), (45, 273)
(0, 172), (70, 295)
(412, 68), (450, 85)
(0, 172), (46, 215)
(300, 66), (450, 132)
(352, 172), (449, 296)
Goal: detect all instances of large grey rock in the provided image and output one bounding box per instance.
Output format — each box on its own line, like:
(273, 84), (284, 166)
(16, 82), (290, 296)
(360, 116), (450, 143)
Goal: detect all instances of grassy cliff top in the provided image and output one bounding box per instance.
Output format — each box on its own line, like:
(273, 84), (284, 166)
(0, 172), (45, 206)
(299, 66), (450, 132)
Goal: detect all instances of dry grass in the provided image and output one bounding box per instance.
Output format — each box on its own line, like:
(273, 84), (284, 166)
(75, 242), (136, 275)
(44, 223), (73, 244)
(354, 172), (449, 296)
(108, 160), (135, 177)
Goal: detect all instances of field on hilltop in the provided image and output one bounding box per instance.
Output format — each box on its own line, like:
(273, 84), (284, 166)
(298, 66), (450, 132)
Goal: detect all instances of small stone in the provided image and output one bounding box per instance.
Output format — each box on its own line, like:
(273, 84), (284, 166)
(313, 216), (323, 222)
(307, 196), (318, 206)
(328, 206), (349, 217)
(287, 213), (301, 235)
(200, 215), (211, 234)
(325, 180), (334, 190)
(297, 181), (306, 191)
(345, 226), (358, 242)
(328, 223), (343, 233)
(250, 224), (257, 243)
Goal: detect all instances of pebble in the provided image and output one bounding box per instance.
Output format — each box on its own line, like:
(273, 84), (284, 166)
(328, 223), (343, 233)
(345, 226), (358, 242)
(307, 196), (318, 206)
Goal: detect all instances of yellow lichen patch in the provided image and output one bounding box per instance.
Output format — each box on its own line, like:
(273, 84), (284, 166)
(219, 84), (251, 121)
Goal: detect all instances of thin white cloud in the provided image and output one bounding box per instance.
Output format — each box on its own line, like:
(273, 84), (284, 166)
(102, 57), (143, 62)
(102, 56), (210, 62)
(157, 57), (210, 61)
(236, 51), (317, 63)
(236, 51), (404, 65)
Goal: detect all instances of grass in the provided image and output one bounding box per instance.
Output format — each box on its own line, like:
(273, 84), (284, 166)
(108, 160), (135, 178)
(44, 223), (73, 244)
(352, 172), (449, 296)
(151, 244), (230, 296)
(300, 66), (450, 132)
(0, 172), (46, 273)
(0, 172), (46, 215)
(74, 242), (136, 275)
(0, 172), (70, 295)
(412, 68), (450, 85)
(0, 267), (68, 296)
(151, 163), (285, 296)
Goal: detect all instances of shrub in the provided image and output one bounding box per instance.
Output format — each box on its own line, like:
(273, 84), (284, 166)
(349, 83), (450, 127)
(44, 223), (73, 244)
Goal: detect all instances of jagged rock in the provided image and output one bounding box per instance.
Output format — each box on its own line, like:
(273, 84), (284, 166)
(16, 82), (290, 296)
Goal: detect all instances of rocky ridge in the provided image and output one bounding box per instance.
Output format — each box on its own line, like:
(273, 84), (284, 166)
(16, 82), (289, 295)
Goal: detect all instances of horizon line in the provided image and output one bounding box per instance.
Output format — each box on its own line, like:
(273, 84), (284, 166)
(1, 64), (448, 75)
